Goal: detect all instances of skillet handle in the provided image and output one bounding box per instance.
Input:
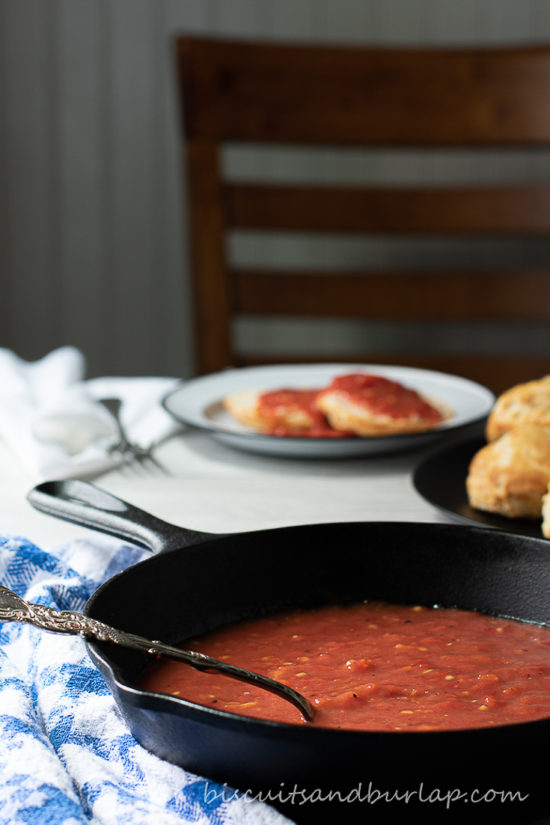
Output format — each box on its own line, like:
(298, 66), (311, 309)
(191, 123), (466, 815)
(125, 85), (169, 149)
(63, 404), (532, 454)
(27, 479), (216, 554)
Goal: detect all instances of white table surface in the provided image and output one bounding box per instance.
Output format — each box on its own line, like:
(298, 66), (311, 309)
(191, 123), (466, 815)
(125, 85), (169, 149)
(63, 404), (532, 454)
(0, 423), (484, 552)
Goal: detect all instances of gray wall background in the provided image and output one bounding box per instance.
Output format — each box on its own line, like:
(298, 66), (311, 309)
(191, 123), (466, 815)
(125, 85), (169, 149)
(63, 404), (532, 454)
(2, 0), (550, 379)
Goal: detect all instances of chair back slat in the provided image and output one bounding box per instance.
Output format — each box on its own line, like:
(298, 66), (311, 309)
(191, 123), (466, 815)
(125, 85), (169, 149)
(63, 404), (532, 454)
(178, 40), (550, 145)
(224, 182), (550, 234)
(232, 268), (550, 321)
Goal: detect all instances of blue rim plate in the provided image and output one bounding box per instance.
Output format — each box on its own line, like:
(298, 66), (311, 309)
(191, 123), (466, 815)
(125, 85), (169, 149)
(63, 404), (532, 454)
(162, 363), (495, 459)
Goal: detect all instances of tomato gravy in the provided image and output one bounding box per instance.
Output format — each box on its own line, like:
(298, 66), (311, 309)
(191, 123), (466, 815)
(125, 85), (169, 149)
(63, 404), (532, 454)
(257, 388), (352, 437)
(138, 601), (550, 731)
(322, 373), (444, 425)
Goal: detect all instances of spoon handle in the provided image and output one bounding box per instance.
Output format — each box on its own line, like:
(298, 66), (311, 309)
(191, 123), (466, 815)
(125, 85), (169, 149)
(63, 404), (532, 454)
(0, 586), (313, 722)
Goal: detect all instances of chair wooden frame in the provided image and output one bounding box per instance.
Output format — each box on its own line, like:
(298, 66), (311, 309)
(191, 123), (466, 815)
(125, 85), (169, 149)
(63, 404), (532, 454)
(175, 36), (550, 392)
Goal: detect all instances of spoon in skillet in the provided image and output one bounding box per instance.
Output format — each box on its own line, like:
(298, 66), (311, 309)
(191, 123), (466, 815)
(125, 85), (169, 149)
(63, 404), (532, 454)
(0, 585), (314, 722)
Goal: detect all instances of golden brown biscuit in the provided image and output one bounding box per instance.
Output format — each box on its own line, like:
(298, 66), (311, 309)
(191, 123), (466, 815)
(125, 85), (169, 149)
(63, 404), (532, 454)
(542, 482), (550, 538)
(486, 375), (550, 442)
(222, 387), (332, 435)
(316, 373), (450, 436)
(466, 424), (550, 519)
(222, 389), (266, 429)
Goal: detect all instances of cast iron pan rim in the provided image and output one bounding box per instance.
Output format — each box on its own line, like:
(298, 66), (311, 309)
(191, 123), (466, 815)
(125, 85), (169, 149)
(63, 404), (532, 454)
(83, 518), (550, 602)
(84, 519), (550, 742)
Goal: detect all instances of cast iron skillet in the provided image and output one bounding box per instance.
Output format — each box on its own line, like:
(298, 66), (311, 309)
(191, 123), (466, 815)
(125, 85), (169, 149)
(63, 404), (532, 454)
(27, 480), (550, 824)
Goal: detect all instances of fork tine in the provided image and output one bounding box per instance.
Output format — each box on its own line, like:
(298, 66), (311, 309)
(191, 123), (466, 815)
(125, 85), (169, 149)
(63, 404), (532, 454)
(98, 397), (168, 474)
(135, 448), (169, 475)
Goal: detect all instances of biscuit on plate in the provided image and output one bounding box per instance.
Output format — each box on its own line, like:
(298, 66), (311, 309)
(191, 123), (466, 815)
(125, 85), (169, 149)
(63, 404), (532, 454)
(316, 373), (450, 436)
(223, 387), (323, 434)
(222, 389), (266, 429)
(466, 424), (550, 519)
(542, 483), (550, 538)
(486, 375), (550, 442)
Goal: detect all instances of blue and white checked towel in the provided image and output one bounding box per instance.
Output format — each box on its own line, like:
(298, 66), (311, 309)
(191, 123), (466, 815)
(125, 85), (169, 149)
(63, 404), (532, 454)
(0, 534), (293, 825)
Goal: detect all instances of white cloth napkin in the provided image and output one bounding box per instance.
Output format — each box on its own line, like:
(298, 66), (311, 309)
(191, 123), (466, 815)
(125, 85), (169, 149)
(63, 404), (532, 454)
(0, 347), (182, 481)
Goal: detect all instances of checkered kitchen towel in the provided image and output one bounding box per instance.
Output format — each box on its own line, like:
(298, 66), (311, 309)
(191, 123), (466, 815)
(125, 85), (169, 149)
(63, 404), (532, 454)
(0, 534), (294, 825)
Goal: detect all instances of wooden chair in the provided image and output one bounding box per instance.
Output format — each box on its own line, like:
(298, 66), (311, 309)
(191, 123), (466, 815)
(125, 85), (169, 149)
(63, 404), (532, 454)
(174, 37), (550, 393)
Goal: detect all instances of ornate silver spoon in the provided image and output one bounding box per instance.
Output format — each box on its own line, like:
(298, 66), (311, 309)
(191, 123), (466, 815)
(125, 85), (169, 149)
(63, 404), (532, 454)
(0, 585), (313, 722)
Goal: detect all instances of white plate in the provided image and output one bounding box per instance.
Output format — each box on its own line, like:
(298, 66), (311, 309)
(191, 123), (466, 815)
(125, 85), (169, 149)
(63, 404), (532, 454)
(162, 364), (495, 458)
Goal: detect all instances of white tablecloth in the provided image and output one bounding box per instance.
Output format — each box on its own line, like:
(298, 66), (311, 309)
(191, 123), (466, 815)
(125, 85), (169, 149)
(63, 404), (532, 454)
(0, 426), (461, 547)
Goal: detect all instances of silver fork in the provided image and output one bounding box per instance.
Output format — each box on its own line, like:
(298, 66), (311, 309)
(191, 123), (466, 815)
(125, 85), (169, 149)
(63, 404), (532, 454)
(99, 397), (166, 473)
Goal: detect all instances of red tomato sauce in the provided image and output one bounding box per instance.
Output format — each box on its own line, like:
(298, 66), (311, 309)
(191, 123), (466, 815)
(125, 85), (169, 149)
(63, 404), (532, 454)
(324, 374), (443, 424)
(138, 601), (550, 731)
(257, 388), (353, 437)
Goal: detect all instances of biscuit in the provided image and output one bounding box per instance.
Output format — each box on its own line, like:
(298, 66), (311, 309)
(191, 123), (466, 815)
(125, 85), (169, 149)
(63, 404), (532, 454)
(222, 389), (266, 430)
(466, 424), (550, 519)
(486, 375), (550, 442)
(223, 387), (324, 434)
(542, 482), (550, 538)
(316, 373), (450, 437)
